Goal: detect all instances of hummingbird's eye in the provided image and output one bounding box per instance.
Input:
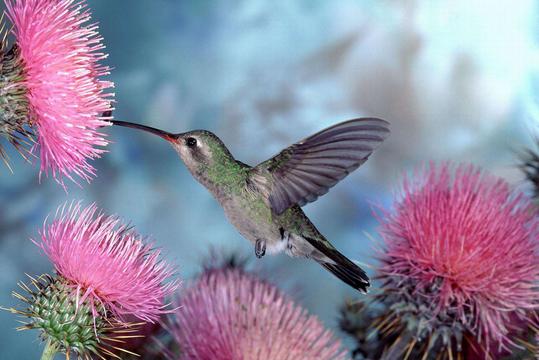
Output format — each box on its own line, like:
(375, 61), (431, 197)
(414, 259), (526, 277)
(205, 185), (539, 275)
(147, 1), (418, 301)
(186, 137), (197, 147)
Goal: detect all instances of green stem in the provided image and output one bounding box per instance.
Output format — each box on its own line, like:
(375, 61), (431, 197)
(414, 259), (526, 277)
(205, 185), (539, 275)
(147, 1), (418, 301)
(40, 338), (58, 360)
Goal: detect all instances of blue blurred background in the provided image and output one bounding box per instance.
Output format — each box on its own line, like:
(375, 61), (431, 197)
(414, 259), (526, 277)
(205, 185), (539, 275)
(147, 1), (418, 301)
(1, 1), (538, 358)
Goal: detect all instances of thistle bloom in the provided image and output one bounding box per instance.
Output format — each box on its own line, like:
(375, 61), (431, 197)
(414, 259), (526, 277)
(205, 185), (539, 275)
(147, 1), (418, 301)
(5, 203), (178, 359)
(171, 267), (347, 360)
(1, 0), (113, 183)
(38, 202), (178, 322)
(371, 163), (539, 358)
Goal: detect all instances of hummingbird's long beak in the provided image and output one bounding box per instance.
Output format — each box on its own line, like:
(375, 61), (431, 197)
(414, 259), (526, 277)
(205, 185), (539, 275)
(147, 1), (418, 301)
(109, 120), (179, 142)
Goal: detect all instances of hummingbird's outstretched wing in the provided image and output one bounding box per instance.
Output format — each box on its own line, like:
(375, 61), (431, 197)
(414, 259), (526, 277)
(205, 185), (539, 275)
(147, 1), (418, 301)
(254, 118), (389, 215)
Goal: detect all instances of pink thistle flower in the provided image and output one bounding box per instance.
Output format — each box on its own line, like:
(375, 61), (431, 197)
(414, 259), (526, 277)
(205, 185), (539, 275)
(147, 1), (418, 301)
(37, 202), (178, 322)
(375, 163), (539, 357)
(4, 0), (113, 184)
(170, 267), (347, 360)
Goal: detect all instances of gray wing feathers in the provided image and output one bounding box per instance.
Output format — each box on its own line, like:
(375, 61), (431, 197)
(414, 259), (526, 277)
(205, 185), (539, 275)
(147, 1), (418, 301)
(264, 118), (389, 215)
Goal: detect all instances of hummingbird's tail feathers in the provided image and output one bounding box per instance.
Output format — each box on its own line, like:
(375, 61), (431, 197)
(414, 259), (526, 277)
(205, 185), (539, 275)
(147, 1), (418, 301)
(303, 236), (370, 293)
(318, 254), (370, 293)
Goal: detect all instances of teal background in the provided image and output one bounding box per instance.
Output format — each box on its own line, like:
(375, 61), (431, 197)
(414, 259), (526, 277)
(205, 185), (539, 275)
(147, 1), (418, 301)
(0, 1), (538, 358)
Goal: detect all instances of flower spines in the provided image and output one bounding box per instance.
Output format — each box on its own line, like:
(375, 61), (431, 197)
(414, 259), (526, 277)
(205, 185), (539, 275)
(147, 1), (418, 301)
(0, 42), (32, 167)
(339, 297), (504, 360)
(28, 276), (105, 355)
(8, 274), (141, 360)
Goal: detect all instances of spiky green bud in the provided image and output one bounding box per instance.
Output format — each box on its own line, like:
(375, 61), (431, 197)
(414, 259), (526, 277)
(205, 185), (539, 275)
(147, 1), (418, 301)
(28, 276), (106, 355)
(6, 274), (141, 360)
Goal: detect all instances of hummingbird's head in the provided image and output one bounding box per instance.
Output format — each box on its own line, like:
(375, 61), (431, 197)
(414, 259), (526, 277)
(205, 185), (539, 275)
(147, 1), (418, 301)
(110, 120), (234, 178)
(168, 130), (233, 174)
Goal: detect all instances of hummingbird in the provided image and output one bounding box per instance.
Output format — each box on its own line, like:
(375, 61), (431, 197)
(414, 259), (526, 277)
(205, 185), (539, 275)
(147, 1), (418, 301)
(110, 118), (389, 292)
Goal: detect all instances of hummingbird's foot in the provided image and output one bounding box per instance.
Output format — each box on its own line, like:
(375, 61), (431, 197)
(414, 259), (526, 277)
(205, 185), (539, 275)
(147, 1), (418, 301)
(255, 239), (266, 258)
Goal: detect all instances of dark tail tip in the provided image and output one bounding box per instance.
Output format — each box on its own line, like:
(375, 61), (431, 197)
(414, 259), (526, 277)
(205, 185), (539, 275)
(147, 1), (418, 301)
(320, 260), (370, 293)
(302, 235), (370, 293)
